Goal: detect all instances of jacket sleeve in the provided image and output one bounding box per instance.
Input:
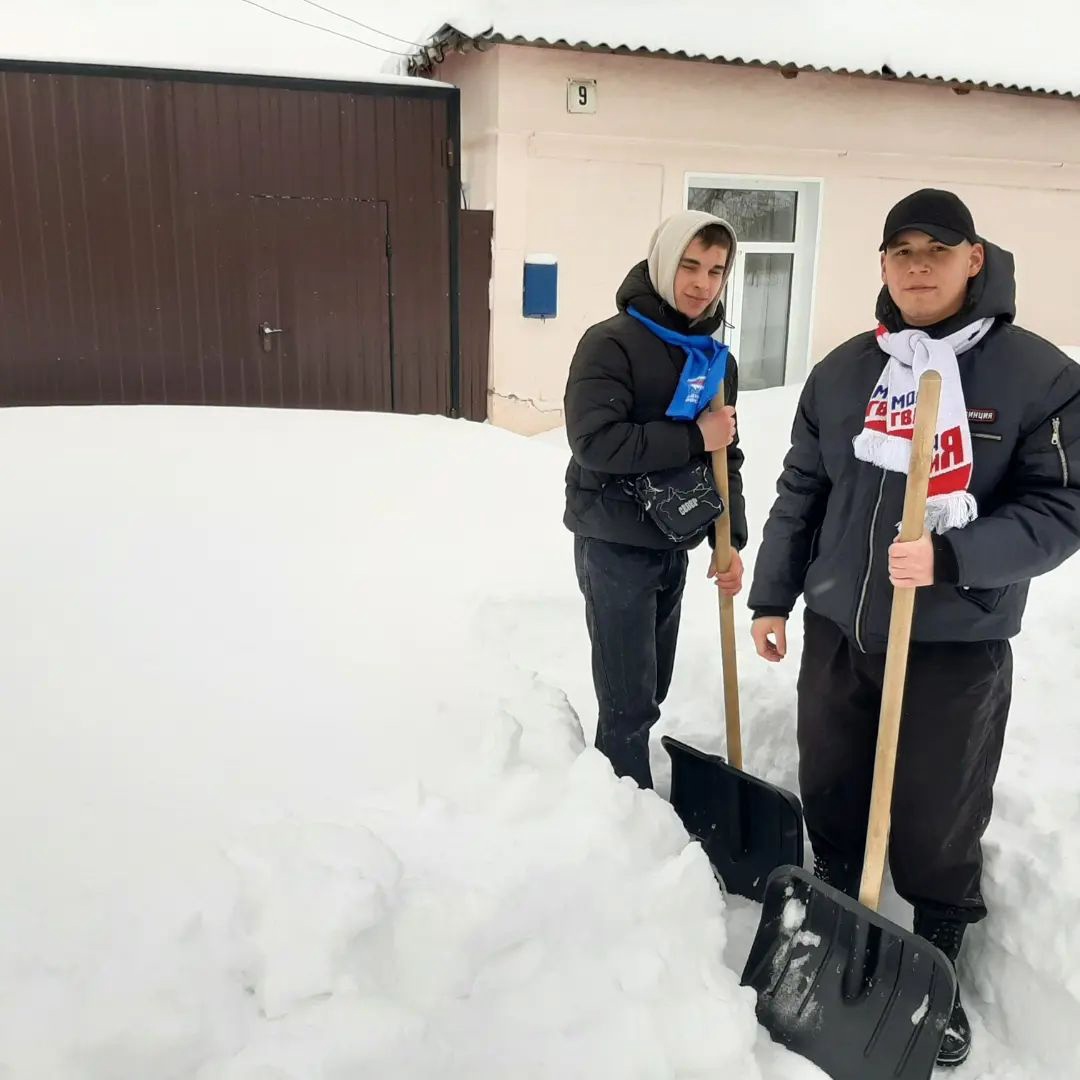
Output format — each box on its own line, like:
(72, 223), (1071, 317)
(564, 330), (705, 475)
(942, 364), (1080, 589)
(746, 367), (832, 616)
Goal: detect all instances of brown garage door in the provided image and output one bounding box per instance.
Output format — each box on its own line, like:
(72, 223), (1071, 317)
(182, 194), (393, 411)
(0, 179), (391, 412)
(0, 67), (452, 416)
(255, 197), (392, 411)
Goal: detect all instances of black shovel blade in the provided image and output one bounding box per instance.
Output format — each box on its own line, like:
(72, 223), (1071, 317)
(661, 735), (804, 902)
(742, 865), (956, 1080)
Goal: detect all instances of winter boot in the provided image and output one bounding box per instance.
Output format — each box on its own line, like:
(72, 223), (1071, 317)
(914, 911), (971, 1068)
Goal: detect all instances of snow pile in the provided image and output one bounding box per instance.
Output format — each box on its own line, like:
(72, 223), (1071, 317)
(967, 566), (1080, 1070)
(0, 404), (816, 1079)
(1, 387), (1078, 1078)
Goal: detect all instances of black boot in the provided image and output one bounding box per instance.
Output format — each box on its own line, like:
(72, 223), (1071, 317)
(914, 911), (971, 1068)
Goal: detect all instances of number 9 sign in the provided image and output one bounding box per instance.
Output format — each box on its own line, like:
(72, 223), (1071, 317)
(567, 78), (597, 114)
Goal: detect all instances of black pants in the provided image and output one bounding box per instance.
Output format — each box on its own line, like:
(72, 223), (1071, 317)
(798, 607), (1012, 923)
(573, 536), (689, 788)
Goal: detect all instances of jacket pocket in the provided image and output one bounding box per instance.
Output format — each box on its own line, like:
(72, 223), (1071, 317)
(1051, 416), (1070, 486)
(957, 584), (1007, 613)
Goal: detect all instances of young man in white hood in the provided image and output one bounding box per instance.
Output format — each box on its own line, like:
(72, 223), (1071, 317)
(563, 210), (745, 790)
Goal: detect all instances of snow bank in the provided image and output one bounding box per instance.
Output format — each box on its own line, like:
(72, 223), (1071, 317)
(2, 387), (1077, 1078)
(0, 404), (809, 1078)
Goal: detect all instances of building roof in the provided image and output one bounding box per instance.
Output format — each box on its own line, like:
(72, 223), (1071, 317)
(0, 0), (449, 88)
(410, 0), (1080, 100)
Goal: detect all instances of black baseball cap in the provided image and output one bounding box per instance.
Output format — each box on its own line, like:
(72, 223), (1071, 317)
(879, 188), (978, 251)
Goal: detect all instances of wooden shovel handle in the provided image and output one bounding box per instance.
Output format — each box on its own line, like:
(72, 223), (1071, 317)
(709, 385), (742, 771)
(858, 369), (943, 911)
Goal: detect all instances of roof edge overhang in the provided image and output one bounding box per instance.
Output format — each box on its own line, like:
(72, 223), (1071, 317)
(408, 27), (1079, 104)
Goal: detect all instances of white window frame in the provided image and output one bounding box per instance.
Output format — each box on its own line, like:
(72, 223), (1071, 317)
(683, 173), (823, 387)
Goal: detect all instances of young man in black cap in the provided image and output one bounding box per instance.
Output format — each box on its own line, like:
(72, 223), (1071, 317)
(748, 188), (1080, 1066)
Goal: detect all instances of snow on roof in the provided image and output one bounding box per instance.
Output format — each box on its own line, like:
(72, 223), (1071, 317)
(0, 0), (452, 88)
(423, 0), (1080, 100)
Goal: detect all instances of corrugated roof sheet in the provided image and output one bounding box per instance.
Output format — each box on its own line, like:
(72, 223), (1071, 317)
(416, 0), (1080, 99)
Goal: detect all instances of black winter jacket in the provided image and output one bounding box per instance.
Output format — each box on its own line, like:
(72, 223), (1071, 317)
(748, 241), (1080, 651)
(563, 261), (747, 551)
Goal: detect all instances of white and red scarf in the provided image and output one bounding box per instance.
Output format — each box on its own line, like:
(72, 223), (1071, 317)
(853, 317), (994, 533)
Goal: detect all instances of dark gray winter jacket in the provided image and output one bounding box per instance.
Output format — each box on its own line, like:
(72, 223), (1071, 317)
(747, 241), (1080, 652)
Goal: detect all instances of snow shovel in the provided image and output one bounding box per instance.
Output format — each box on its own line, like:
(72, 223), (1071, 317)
(662, 384), (803, 903)
(740, 370), (957, 1080)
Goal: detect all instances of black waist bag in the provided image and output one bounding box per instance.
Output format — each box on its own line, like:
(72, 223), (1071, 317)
(622, 459), (725, 543)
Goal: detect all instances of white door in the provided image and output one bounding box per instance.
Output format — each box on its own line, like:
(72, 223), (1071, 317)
(685, 176), (821, 390)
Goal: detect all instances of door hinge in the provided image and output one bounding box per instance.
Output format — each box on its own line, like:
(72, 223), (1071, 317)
(446, 139), (455, 168)
(385, 232), (392, 258)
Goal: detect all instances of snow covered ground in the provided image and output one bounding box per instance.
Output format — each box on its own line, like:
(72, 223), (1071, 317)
(1, 387), (1076, 1078)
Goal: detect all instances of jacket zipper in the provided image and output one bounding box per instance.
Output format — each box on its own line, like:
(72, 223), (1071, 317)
(855, 471), (887, 654)
(1051, 417), (1069, 486)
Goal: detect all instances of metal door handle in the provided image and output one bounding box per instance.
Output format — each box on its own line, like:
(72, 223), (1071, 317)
(259, 322), (284, 352)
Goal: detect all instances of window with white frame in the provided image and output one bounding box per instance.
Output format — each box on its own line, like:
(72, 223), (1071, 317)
(686, 175), (821, 391)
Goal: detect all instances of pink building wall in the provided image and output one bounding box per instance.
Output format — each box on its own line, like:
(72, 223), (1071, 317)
(439, 45), (1080, 433)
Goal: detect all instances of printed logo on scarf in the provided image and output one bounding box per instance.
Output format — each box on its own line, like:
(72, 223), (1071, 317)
(685, 375), (707, 406)
(928, 428), (971, 497)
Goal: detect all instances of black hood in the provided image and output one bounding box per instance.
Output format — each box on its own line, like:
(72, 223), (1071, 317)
(615, 260), (726, 337)
(875, 239), (1017, 337)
